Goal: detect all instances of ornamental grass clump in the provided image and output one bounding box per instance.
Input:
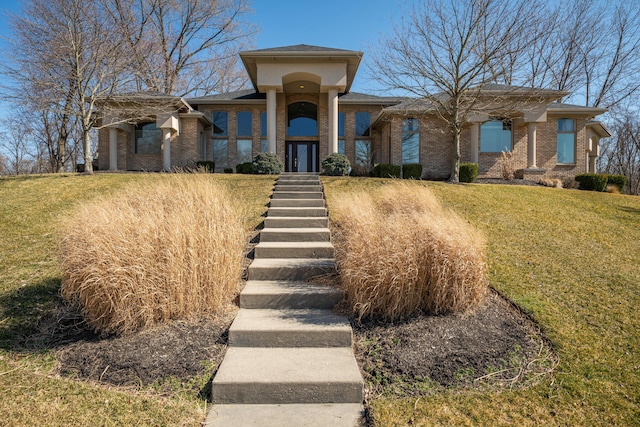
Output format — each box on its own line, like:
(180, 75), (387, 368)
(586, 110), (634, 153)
(330, 182), (488, 322)
(59, 175), (247, 335)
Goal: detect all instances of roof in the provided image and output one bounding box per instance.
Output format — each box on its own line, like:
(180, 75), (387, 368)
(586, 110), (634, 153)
(546, 102), (608, 115)
(188, 89), (266, 104)
(102, 91), (193, 111)
(239, 44), (363, 93)
(586, 121), (612, 138)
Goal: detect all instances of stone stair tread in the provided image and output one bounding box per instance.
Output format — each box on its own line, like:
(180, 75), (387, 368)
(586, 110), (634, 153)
(263, 217), (329, 228)
(240, 280), (342, 309)
(205, 403), (363, 427)
(229, 308), (352, 347)
(269, 199), (325, 207)
(211, 347), (363, 404)
(249, 258), (335, 269)
(255, 241), (334, 248)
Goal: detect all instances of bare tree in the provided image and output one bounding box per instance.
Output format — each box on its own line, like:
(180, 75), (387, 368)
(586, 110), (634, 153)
(600, 111), (640, 195)
(0, 121), (37, 175)
(107, 0), (255, 96)
(370, 0), (533, 182)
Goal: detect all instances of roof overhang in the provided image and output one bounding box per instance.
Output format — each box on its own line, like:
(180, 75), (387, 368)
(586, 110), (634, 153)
(586, 121), (612, 138)
(239, 45), (363, 93)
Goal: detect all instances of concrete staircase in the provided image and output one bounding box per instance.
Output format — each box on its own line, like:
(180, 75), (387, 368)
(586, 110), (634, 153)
(205, 174), (364, 427)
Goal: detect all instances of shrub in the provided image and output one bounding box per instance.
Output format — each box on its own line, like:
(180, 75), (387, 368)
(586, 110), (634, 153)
(59, 176), (247, 335)
(321, 153), (351, 176)
(253, 152), (283, 174)
(330, 182), (488, 322)
(402, 163), (423, 180)
(538, 178), (563, 188)
(374, 163), (401, 178)
(223, 167), (233, 173)
(459, 163), (479, 183)
(500, 151), (515, 180)
(575, 173), (608, 192)
(196, 160), (215, 173)
(605, 174), (626, 193)
(236, 162), (254, 174)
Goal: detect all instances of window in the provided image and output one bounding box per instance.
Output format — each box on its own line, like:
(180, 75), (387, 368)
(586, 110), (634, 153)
(287, 102), (318, 136)
(557, 118), (575, 164)
(198, 132), (206, 160)
(212, 112), (228, 136)
(212, 111), (228, 166)
(402, 118), (420, 164)
(355, 140), (371, 167)
(237, 139), (252, 164)
(237, 111), (252, 136)
(338, 112), (345, 154)
(134, 122), (162, 154)
(213, 140), (228, 167)
(260, 111), (268, 152)
(480, 119), (512, 152)
(355, 112), (370, 137)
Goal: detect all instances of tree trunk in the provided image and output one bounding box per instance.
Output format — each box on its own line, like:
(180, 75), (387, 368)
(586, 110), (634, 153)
(83, 129), (93, 174)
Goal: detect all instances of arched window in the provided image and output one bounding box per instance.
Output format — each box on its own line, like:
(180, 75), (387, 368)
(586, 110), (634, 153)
(480, 119), (512, 152)
(287, 102), (318, 136)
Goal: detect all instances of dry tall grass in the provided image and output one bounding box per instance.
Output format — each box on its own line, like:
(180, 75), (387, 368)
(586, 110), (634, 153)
(59, 175), (247, 335)
(330, 182), (487, 322)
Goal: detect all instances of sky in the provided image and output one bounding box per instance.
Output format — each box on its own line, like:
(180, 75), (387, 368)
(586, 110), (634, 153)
(0, 0), (404, 106)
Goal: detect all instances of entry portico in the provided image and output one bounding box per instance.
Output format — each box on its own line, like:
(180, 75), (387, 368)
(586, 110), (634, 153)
(240, 45), (363, 158)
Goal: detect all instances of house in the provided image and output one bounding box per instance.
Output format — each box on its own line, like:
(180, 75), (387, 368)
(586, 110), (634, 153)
(96, 44), (610, 179)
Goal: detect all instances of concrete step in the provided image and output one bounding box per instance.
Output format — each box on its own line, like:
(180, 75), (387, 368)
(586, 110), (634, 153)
(260, 228), (330, 243)
(229, 309), (352, 347)
(240, 280), (342, 310)
(274, 185), (322, 192)
(248, 258), (335, 281)
(205, 403), (364, 427)
(278, 174), (319, 181)
(255, 242), (334, 259)
(267, 207), (327, 217)
(211, 347), (364, 404)
(264, 216), (329, 228)
(269, 198), (325, 207)
(275, 180), (321, 186)
(271, 191), (324, 199)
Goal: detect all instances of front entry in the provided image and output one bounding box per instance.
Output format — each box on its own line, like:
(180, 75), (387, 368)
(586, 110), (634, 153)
(285, 142), (319, 172)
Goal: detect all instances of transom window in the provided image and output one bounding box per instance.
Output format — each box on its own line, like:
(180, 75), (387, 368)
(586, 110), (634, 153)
(212, 111), (228, 166)
(287, 102), (318, 136)
(480, 119), (512, 152)
(134, 122), (162, 154)
(355, 112), (371, 137)
(212, 111), (228, 136)
(557, 118), (575, 164)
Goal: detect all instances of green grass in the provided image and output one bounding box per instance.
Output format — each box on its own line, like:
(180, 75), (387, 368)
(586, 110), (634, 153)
(322, 177), (640, 426)
(0, 173), (274, 426)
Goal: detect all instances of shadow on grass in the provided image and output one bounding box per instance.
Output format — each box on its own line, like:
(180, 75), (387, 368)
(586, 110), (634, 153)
(620, 206), (640, 215)
(0, 277), (98, 352)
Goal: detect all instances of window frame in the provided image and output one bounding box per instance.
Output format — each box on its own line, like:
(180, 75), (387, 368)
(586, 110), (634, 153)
(134, 121), (162, 155)
(557, 118), (576, 164)
(480, 118), (513, 153)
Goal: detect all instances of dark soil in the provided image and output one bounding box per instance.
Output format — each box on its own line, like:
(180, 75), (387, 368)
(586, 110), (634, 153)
(41, 288), (551, 400)
(353, 290), (554, 397)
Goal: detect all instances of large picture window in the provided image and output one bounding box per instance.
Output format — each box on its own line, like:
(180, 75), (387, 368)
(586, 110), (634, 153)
(260, 111), (267, 152)
(212, 111), (229, 167)
(355, 140), (371, 167)
(134, 122), (162, 154)
(480, 119), (512, 152)
(557, 118), (575, 164)
(402, 118), (420, 164)
(237, 139), (252, 164)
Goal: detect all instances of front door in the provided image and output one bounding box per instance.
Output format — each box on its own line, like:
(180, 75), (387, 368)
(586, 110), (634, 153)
(286, 142), (318, 172)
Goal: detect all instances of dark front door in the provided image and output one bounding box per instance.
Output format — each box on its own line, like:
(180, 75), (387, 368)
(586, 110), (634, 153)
(286, 142), (318, 172)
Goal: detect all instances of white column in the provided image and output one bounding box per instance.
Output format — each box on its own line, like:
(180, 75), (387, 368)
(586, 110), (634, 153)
(328, 89), (339, 154)
(527, 123), (537, 168)
(470, 123), (479, 163)
(162, 128), (171, 171)
(108, 127), (118, 171)
(267, 89), (277, 154)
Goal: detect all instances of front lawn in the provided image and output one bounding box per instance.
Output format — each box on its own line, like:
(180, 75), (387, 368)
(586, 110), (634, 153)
(323, 177), (640, 426)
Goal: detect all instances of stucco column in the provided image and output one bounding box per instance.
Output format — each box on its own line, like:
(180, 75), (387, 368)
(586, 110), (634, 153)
(162, 128), (171, 171)
(527, 123), (537, 168)
(267, 89), (277, 154)
(470, 123), (479, 163)
(589, 135), (599, 173)
(328, 89), (339, 154)
(108, 127), (118, 171)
